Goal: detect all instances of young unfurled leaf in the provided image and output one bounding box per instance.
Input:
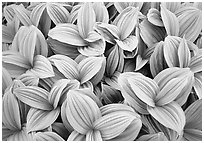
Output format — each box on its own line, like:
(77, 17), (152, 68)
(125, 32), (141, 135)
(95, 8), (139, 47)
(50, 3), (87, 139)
(160, 4), (179, 36)
(66, 90), (101, 134)
(26, 107), (60, 133)
(77, 2), (96, 39)
(147, 8), (164, 27)
(34, 131), (64, 141)
(14, 86), (53, 110)
(92, 2), (109, 23)
(147, 102), (186, 135)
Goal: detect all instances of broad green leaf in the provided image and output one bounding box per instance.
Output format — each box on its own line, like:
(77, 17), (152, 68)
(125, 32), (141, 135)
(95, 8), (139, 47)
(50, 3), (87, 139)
(26, 108), (60, 133)
(189, 54), (202, 73)
(155, 77), (188, 106)
(48, 23), (86, 46)
(68, 131), (86, 141)
(114, 6), (139, 40)
(139, 19), (165, 48)
(137, 132), (168, 141)
(128, 73), (159, 107)
(193, 72), (202, 99)
(86, 130), (103, 141)
(93, 112), (136, 140)
(14, 86), (53, 110)
(160, 4), (179, 36)
(163, 36), (181, 67)
(92, 2), (109, 23)
(34, 132), (64, 141)
(46, 3), (70, 24)
(77, 2), (96, 38)
(84, 31), (102, 43)
(147, 102), (186, 135)
(176, 7), (202, 42)
(2, 90), (21, 131)
(161, 2), (181, 13)
(31, 55), (55, 78)
(116, 35), (138, 52)
(178, 37), (191, 68)
(66, 90), (101, 134)
(78, 56), (105, 84)
(13, 4), (32, 26)
(185, 99), (202, 130)
(49, 54), (79, 80)
(17, 71), (39, 86)
(30, 3), (46, 26)
(147, 8), (164, 27)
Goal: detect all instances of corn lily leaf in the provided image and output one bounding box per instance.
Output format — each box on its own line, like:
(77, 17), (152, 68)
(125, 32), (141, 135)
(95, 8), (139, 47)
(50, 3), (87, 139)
(189, 54), (202, 73)
(34, 131), (64, 141)
(93, 111), (137, 140)
(194, 72), (202, 99)
(84, 31), (102, 43)
(67, 130), (86, 141)
(127, 73), (159, 107)
(49, 54), (79, 80)
(137, 132), (168, 141)
(155, 77), (189, 106)
(51, 122), (70, 140)
(13, 4), (32, 26)
(94, 22), (120, 44)
(185, 99), (202, 130)
(178, 37), (191, 68)
(86, 130), (103, 141)
(163, 36), (181, 67)
(147, 8), (164, 27)
(113, 6), (139, 40)
(147, 102), (186, 135)
(30, 3), (46, 26)
(49, 79), (80, 109)
(46, 3), (70, 24)
(161, 2), (181, 13)
(66, 90), (101, 134)
(31, 55), (55, 78)
(116, 35), (138, 52)
(2, 22), (16, 43)
(68, 4), (81, 23)
(3, 4), (16, 23)
(14, 86), (53, 110)
(92, 2), (109, 23)
(16, 70), (39, 86)
(78, 56), (105, 84)
(150, 41), (168, 77)
(2, 125), (16, 141)
(26, 107), (60, 133)
(2, 67), (12, 94)
(2, 51), (31, 78)
(135, 55), (148, 71)
(160, 4), (179, 36)
(2, 89), (21, 131)
(176, 7), (202, 42)
(118, 72), (149, 114)
(183, 128), (202, 141)
(48, 23), (86, 46)
(6, 127), (34, 141)
(114, 2), (143, 13)
(77, 2), (96, 39)
(139, 19), (166, 48)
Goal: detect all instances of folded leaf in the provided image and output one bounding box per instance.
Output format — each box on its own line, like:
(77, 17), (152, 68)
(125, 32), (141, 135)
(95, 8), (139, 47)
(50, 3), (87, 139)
(2, 126), (16, 141)
(86, 130), (103, 141)
(30, 3), (46, 26)
(31, 55), (55, 78)
(78, 56), (105, 84)
(137, 132), (168, 141)
(135, 55), (148, 71)
(114, 2), (143, 13)
(2, 90), (21, 131)
(116, 35), (138, 52)
(178, 37), (191, 68)
(193, 72), (202, 99)
(2, 67), (12, 94)
(3, 4), (16, 23)
(34, 132), (64, 141)
(147, 8), (164, 27)
(49, 54), (79, 80)
(14, 86), (53, 110)
(48, 23), (86, 46)
(84, 31), (102, 43)
(67, 131), (86, 141)
(51, 122), (70, 140)
(189, 54), (202, 73)
(147, 102), (186, 135)
(183, 128), (202, 141)
(161, 2), (181, 13)
(26, 107), (60, 133)
(77, 2), (96, 38)
(2, 23), (15, 43)
(17, 71), (39, 86)
(114, 6), (139, 40)
(46, 3), (69, 24)
(66, 90), (101, 134)
(92, 2), (109, 23)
